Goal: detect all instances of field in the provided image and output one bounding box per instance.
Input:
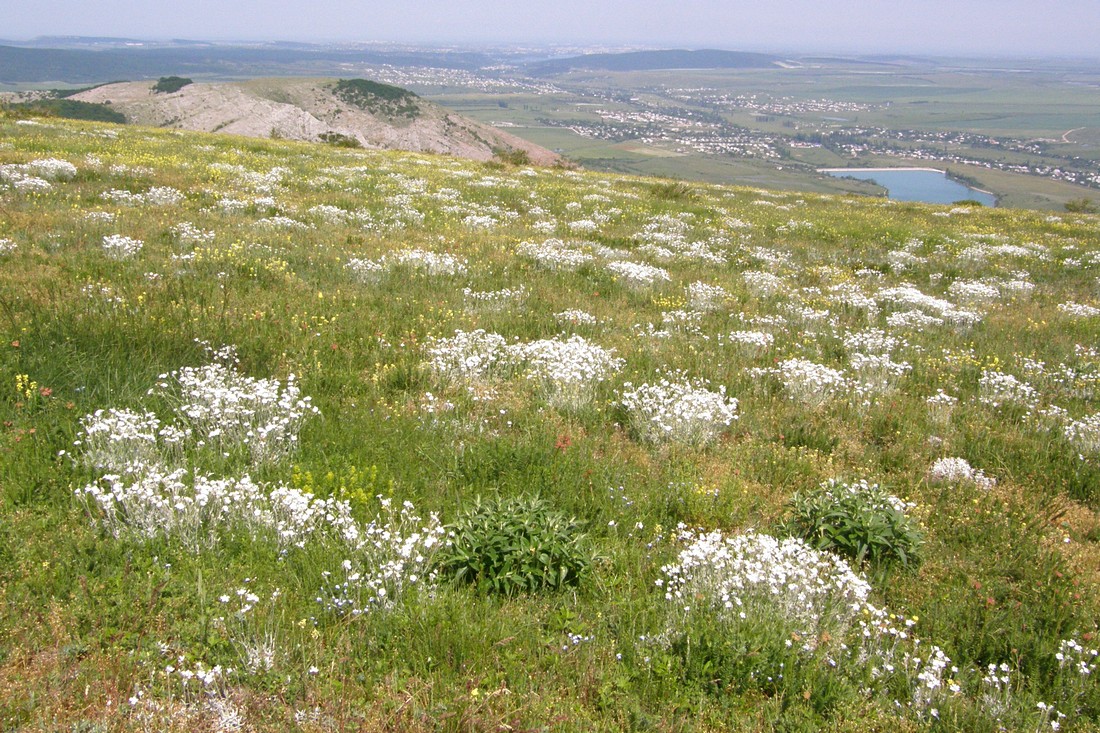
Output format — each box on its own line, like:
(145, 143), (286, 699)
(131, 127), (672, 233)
(427, 59), (1100, 210)
(2, 115), (1100, 731)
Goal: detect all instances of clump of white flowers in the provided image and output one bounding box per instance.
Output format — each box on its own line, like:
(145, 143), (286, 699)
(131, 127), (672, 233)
(77, 468), (360, 552)
(1063, 413), (1100, 455)
(926, 390), (958, 427)
(928, 457), (996, 489)
(101, 234), (144, 260)
(463, 285), (527, 313)
(517, 238), (594, 271)
(424, 329), (510, 384)
(0, 158), (76, 191)
(151, 360), (318, 466)
(74, 408), (166, 473)
(978, 370), (1039, 410)
(776, 358), (848, 409)
(877, 284), (982, 328)
(686, 281), (729, 311)
(659, 529), (873, 641)
(742, 270), (785, 297)
(1058, 301), (1100, 318)
(555, 309), (599, 327)
(23, 157), (78, 181)
(346, 256), (384, 283)
(727, 330), (775, 356)
(508, 335), (623, 409)
(843, 328), (904, 355)
(141, 186), (185, 206)
(619, 373), (738, 447)
(606, 261), (671, 289)
(849, 352), (912, 394)
(321, 498), (446, 616)
(388, 248), (468, 276)
(947, 279), (1002, 305)
(172, 222), (216, 245)
(346, 249), (467, 282)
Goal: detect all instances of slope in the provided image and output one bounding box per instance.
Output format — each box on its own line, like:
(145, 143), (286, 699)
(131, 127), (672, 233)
(71, 77), (562, 164)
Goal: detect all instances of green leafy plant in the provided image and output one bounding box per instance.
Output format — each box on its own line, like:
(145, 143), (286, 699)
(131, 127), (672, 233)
(782, 479), (923, 570)
(437, 495), (591, 595)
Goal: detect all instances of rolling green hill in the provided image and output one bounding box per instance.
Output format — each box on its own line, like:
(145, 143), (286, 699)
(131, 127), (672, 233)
(1, 114), (1099, 731)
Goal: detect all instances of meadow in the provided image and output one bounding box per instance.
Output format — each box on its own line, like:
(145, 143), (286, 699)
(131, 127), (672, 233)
(1, 114), (1099, 731)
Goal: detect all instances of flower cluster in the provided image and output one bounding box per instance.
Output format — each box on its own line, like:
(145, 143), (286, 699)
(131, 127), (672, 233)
(877, 285), (981, 328)
(103, 186), (184, 206)
(928, 457), (997, 489)
(171, 222), (216, 245)
(742, 270), (786, 297)
(926, 390), (958, 426)
(843, 328), (904, 355)
(77, 468), (359, 551)
(727, 330), (775, 355)
(23, 157), (79, 181)
(555, 309), (598, 327)
(462, 285), (527, 313)
(776, 358), (848, 409)
(619, 373), (738, 446)
(508, 335), (623, 409)
(151, 361), (318, 465)
(346, 256), (384, 283)
(101, 234), (145, 260)
(424, 329), (510, 384)
(347, 248), (467, 281)
(685, 281), (729, 311)
(947, 279), (1002, 305)
(978, 370), (1039, 410)
(320, 498), (446, 616)
(606, 260), (671, 289)
(1057, 301), (1100, 318)
(1063, 413), (1100, 455)
(0, 158), (77, 191)
(658, 529), (873, 640)
(849, 352), (912, 394)
(516, 238), (595, 270)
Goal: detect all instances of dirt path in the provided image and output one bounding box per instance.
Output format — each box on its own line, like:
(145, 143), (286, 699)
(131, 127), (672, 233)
(1062, 127), (1085, 143)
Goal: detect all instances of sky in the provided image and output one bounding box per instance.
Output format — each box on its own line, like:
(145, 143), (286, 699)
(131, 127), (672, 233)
(4, 0), (1099, 58)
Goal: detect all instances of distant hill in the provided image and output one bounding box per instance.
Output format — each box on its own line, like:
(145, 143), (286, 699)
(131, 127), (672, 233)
(528, 49), (781, 75)
(69, 77), (562, 165)
(0, 44), (493, 83)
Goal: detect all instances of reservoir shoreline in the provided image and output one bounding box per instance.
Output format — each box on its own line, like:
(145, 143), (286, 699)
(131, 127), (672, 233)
(819, 167), (997, 206)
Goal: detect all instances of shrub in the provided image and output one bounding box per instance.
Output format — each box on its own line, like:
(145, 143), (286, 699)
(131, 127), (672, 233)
(333, 78), (420, 119)
(153, 76), (192, 94)
(782, 479), (922, 569)
(318, 131), (362, 148)
(1064, 197), (1098, 214)
(649, 180), (696, 201)
(437, 495), (591, 595)
(493, 148), (530, 166)
(7, 99), (127, 124)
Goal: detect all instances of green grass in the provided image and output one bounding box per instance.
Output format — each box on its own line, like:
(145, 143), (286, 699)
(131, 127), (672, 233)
(0, 114), (1099, 731)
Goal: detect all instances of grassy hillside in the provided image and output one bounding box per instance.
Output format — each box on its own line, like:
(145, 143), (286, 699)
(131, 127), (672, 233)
(1, 114), (1099, 731)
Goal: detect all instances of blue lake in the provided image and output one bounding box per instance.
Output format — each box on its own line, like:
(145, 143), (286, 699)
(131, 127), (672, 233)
(823, 168), (996, 207)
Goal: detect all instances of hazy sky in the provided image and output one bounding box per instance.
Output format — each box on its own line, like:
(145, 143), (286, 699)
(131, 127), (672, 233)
(4, 0), (1099, 57)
